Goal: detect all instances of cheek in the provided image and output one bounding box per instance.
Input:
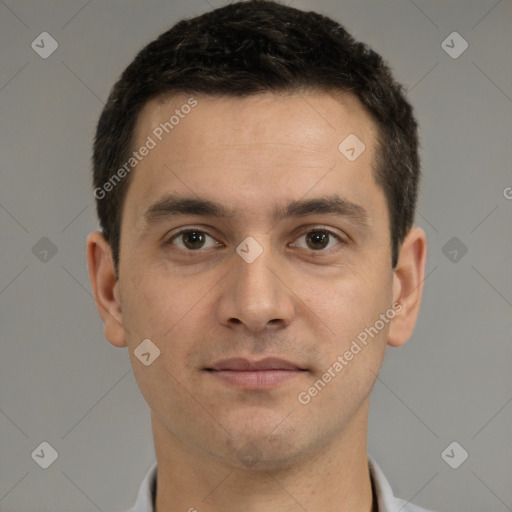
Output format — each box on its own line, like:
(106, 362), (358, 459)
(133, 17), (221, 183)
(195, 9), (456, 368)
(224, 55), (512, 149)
(121, 271), (214, 387)
(301, 266), (393, 339)
(130, 358), (192, 437)
(120, 268), (198, 342)
(297, 283), (391, 422)
(299, 265), (393, 402)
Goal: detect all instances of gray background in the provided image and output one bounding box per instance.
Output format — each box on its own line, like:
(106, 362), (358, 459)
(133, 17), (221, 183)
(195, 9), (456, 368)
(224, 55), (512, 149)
(1, 0), (511, 510)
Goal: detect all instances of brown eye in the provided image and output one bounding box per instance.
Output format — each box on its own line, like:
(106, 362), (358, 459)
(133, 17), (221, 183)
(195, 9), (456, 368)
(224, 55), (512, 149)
(182, 231), (206, 249)
(305, 231), (330, 250)
(168, 230), (219, 251)
(292, 228), (343, 252)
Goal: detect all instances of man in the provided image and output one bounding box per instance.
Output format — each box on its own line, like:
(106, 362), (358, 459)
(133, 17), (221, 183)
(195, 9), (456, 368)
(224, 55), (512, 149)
(86, 1), (431, 511)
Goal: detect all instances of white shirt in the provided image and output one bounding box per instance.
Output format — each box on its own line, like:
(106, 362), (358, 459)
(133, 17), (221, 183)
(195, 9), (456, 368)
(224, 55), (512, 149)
(124, 454), (435, 512)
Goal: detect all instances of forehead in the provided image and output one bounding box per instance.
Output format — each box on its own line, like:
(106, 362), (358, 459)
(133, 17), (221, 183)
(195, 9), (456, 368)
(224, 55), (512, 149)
(123, 90), (383, 229)
(135, 90), (376, 155)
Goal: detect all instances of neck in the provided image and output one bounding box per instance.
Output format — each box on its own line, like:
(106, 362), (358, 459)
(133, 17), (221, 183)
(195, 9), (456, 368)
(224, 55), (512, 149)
(152, 401), (375, 512)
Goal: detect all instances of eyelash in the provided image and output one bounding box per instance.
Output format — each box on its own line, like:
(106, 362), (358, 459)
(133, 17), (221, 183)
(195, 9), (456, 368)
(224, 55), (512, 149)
(165, 226), (345, 253)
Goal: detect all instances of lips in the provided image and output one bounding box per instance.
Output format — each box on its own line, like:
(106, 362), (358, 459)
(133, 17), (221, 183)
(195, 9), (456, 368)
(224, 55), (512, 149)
(207, 357), (305, 372)
(205, 357), (307, 390)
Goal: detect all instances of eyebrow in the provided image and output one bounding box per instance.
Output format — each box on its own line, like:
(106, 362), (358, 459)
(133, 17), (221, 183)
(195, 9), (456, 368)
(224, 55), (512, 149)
(142, 193), (370, 229)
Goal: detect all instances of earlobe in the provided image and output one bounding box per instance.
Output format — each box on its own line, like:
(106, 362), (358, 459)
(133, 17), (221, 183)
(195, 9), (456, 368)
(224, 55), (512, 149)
(86, 231), (127, 348)
(387, 227), (427, 348)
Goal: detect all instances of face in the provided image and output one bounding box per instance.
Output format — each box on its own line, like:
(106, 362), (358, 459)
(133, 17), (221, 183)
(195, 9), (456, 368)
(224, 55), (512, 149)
(96, 91), (413, 469)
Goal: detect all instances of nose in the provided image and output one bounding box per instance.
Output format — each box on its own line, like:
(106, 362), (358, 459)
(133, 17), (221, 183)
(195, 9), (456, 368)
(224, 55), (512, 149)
(215, 240), (296, 333)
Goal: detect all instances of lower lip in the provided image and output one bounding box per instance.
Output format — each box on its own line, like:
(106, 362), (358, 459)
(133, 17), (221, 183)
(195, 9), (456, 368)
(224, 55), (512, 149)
(207, 370), (305, 389)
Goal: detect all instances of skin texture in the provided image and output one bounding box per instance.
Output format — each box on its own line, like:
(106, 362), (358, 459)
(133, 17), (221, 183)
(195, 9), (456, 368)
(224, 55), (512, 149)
(87, 91), (427, 512)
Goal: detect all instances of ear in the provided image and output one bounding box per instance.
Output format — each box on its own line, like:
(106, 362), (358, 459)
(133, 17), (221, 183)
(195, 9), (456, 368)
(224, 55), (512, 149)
(86, 231), (127, 348)
(387, 226), (427, 348)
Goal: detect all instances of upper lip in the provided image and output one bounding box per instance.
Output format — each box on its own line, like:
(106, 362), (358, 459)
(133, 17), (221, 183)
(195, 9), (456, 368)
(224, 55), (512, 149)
(208, 357), (305, 371)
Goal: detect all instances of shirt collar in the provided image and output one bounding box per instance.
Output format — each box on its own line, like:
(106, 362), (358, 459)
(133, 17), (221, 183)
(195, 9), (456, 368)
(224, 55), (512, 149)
(368, 453), (404, 512)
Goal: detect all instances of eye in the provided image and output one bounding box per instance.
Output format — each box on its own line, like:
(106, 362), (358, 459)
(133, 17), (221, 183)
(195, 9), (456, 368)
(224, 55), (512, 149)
(291, 228), (343, 251)
(167, 229), (220, 251)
